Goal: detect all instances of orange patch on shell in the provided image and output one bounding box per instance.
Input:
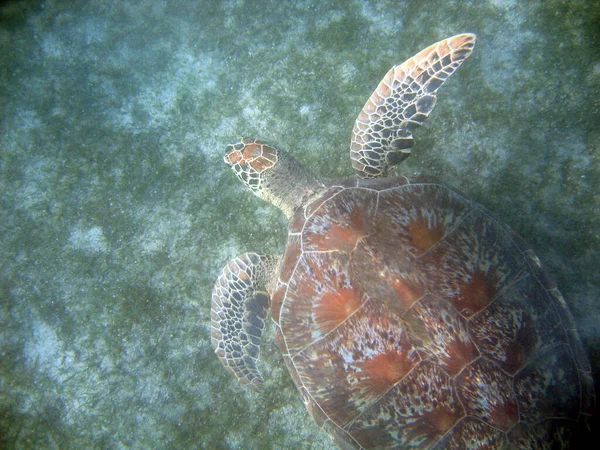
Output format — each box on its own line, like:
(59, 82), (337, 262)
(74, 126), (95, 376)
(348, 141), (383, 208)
(308, 207), (368, 253)
(314, 287), (362, 333)
(389, 275), (425, 313)
(440, 338), (478, 376)
(488, 399), (518, 432)
(456, 270), (496, 317)
(504, 318), (535, 373)
(407, 214), (444, 254)
(424, 405), (462, 434)
(359, 350), (414, 393)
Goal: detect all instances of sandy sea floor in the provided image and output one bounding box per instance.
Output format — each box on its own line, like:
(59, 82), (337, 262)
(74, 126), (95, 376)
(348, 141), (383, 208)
(1, 0), (599, 448)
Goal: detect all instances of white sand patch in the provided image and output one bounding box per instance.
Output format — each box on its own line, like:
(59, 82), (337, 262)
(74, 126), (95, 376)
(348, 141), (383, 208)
(68, 225), (108, 253)
(23, 318), (85, 385)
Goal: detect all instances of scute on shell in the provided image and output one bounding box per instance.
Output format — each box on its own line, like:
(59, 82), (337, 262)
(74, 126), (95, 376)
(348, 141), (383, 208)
(272, 178), (593, 449)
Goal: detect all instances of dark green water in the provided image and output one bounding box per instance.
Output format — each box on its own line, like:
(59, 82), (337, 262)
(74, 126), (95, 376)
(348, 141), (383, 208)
(1, 0), (598, 448)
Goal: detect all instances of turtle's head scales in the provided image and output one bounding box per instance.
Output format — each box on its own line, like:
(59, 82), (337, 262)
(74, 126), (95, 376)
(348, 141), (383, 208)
(223, 138), (278, 193)
(223, 138), (324, 218)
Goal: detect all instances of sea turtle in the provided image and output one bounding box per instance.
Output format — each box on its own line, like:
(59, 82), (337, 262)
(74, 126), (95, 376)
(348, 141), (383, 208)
(211, 34), (594, 449)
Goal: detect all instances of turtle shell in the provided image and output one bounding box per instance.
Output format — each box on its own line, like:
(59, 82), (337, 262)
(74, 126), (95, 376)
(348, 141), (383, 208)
(270, 176), (593, 449)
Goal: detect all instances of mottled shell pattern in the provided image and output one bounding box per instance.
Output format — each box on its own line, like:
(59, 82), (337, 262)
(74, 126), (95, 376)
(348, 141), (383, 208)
(211, 33), (594, 450)
(271, 176), (594, 449)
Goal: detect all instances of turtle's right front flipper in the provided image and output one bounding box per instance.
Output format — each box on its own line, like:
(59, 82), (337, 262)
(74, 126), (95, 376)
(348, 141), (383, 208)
(211, 253), (279, 391)
(351, 33), (476, 179)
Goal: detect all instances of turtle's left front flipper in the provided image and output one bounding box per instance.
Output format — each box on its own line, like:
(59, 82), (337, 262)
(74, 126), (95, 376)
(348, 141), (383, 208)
(351, 33), (476, 179)
(211, 253), (280, 391)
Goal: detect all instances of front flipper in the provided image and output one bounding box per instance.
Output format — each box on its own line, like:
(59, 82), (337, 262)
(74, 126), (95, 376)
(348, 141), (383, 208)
(351, 33), (476, 178)
(211, 253), (280, 391)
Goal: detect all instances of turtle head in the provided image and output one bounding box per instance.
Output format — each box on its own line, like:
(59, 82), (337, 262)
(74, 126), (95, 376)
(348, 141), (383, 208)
(224, 138), (323, 218)
(225, 138), (279, 194)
